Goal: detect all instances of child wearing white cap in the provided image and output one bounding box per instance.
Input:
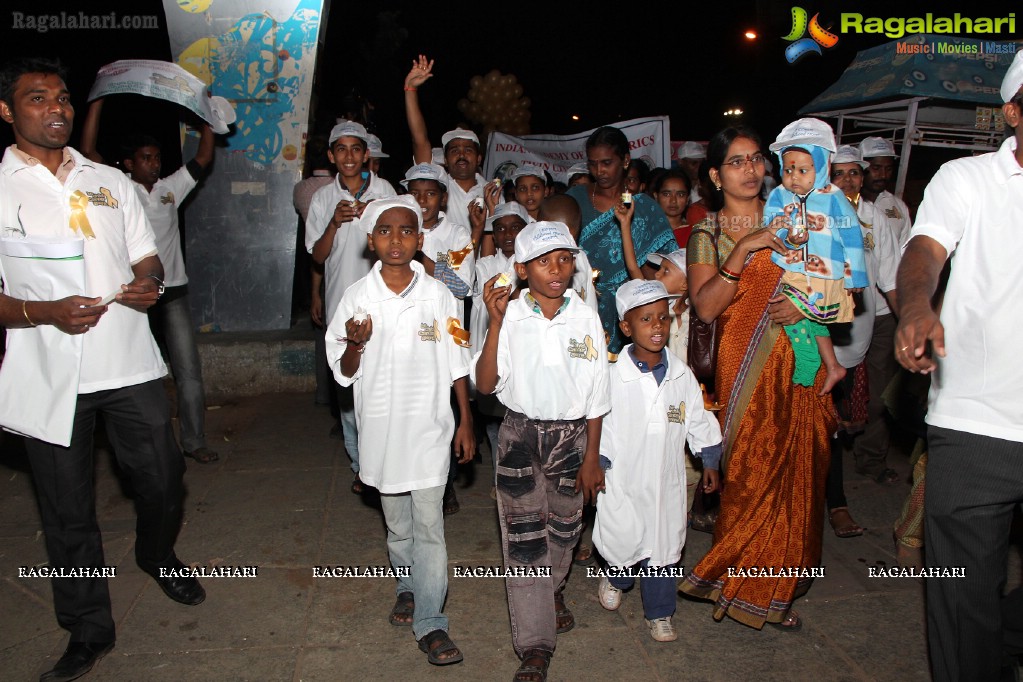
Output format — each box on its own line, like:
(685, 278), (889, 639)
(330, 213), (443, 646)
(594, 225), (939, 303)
(402, 163), (475, 300)
(764, 118), (869, 395)
(472, 221), (609, 682)
(325, 196), (473, 667)
(593, 279), (721, 642)
(511, 165), (549, 219)
(307, 119), (397, 489)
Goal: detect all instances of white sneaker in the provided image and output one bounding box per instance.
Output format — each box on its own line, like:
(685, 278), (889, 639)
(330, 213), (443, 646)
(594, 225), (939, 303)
(598, 576), (622, 611)
(646, 616), (677, 642)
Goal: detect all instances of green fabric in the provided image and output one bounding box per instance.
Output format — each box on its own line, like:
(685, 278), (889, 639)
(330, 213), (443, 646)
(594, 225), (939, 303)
(784, 319), (829, 386)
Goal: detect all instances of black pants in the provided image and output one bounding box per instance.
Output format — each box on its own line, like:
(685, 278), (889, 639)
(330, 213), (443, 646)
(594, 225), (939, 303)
(926, 425), (1023, 682)
(24, 379), (185, 643)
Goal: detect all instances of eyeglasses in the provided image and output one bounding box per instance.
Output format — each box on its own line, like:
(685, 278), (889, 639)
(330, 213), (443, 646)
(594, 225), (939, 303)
(722, 153), (766, 170)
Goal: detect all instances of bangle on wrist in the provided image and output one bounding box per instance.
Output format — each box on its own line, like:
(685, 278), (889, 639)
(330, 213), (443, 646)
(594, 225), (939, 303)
(718, 266), (741, 283)
(404, 86), (416, 91)
(718, 273), (739, 286)
(22, 299), (36, 327)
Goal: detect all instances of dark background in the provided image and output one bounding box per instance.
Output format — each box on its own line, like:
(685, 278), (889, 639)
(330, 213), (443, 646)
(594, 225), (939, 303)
(0, 0), (1017, 181)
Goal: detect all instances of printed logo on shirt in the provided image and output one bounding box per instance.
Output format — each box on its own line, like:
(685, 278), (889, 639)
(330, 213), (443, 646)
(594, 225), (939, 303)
(885, 207), (902, 220)
(567, 335), (598, 361)
(863, 231), (875, 251)
(85, 187), (119, 209)
(418, 320), (440, 343)
(160, 192), (175, 205)
(667, 403), (685, 424)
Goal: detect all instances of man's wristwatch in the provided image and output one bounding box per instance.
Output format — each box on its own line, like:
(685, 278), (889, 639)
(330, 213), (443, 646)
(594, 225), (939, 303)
(145, 274), (166, 298)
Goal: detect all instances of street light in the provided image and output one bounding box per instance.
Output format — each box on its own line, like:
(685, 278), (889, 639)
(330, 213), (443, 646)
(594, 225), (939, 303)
(724, 108), (744, 117)
(744, 30), (757, 40)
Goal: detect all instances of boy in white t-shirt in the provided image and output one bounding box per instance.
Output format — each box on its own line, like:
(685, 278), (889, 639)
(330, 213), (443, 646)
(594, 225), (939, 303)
(593, 279), (722, 642)
(473, 221), (610, 682)
(325, 196), (473, 667)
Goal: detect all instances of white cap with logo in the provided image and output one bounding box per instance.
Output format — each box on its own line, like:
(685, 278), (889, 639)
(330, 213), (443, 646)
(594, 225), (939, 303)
(1001, 50), (1023, 103)
(511, 165), (547, 184)
(486, 201), (532, 231)
(441, 128), (480, 148)
(646, 249), (688, 275)
(514, 221), (580, 264)
(401, 163), (447, 190)
(329, 120), (368, 145)
(367, 134), (389, 158)
(769, 118), (836, 154)
(615, 279), (681, 319)
(859, 136), (898, 159)
(678, 141), (706, 160)
(833, 144), (869, 169)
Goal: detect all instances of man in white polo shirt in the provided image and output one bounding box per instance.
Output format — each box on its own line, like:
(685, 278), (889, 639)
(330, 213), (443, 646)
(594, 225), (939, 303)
(895, 50), (1023, 682)
(0, 57), (203, 682)
(859, 136), (913, 246)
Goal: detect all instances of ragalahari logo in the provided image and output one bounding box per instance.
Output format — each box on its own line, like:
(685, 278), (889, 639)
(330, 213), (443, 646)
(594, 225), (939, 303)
(783, 7), (839, 63)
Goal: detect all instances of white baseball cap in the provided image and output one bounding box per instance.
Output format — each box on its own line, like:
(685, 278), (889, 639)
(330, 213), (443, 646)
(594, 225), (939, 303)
(646, 248), (688, 275)
(441, 128), (480, 148)
(565, 162), (589, 178)
(1001, 50), (1023, 102)
(486, 201), (532, 231)
(615, 279), (681, 319)
(511, 165), (547, 185)
(769, 118), (836, 154)
(361, 196), (423, 234)
(401, 162), (447, 190)
(514, 221), (580, 263)
(833, 144), (869, 169)
(367, 134), (389, 158)
(859, 136), (898, 159)
(678, 141), (706, 160)
(328, 120), (368, 145)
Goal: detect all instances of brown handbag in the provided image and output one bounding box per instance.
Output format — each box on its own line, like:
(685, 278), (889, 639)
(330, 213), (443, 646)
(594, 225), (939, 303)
(687, 220), (722, 392)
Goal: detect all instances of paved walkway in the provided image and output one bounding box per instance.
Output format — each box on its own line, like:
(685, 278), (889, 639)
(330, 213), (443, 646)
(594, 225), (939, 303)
(0, 392), (929, 681)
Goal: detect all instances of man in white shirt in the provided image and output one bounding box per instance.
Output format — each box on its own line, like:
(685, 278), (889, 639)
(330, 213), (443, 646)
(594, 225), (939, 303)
(80, 96), (219, 463)
(306, 120), (396, 491)
(859, 136), (913, 246)
(894, 51), (1023, 682)
(0, 57), (203, 682)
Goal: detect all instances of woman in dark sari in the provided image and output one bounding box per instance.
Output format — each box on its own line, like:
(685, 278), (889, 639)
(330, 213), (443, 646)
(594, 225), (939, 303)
(679, 127), (836, 630)
(566, 127), (676, 353)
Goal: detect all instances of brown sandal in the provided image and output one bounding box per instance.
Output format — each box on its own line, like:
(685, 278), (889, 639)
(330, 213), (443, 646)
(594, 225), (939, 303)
(514, 648), (552, 682)
(828, 507), (864, 538)
(554, 591), (575, 634)
(388, 591), (414, 626)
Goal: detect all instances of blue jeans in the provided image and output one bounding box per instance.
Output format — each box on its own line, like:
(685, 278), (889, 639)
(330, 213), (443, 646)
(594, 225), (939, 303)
(335, 382), (359, 473)
(379, 485), (449, 640)
(608, 559), (677, 620)
(150, 288), (207, 453)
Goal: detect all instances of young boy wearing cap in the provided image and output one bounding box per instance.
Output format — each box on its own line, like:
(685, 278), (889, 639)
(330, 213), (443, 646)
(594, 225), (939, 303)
(764, 118), (868, 396)
(593, 279), (722, 642)
(403, 162), (475, 300)
(325, 195), (473, 667)
(512, 166), (549, 219)
(307, 120), (397, 492)
(537, 195), (599, 314)
(473, 221), (610, 682)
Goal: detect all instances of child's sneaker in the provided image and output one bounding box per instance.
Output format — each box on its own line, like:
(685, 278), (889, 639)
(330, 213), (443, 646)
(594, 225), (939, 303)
(646, 616), (677, 642)
(597, 576), (622, 611)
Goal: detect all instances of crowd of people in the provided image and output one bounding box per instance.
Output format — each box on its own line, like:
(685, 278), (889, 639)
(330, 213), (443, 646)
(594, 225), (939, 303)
(1, 47), (1023, 682)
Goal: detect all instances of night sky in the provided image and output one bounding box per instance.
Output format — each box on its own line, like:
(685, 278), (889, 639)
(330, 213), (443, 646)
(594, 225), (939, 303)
(1, 0), (1018, 182)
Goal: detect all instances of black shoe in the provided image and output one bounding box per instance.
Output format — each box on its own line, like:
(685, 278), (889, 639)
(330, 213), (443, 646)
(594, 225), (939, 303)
(40, 640), (114, 682)
(152, 564), (206, 605)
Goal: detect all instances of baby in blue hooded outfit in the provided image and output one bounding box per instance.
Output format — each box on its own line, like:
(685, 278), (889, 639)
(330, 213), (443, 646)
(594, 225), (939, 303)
(765, 118), (868, 394)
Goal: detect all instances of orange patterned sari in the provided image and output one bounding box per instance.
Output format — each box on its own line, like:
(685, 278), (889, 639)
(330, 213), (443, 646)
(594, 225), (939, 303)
(681, 244), (836, 629)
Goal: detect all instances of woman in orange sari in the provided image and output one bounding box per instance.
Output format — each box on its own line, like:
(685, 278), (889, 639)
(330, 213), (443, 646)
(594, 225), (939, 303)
(679, 127), (836, 630)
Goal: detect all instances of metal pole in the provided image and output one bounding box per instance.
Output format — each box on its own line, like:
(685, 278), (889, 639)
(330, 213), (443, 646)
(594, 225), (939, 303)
(896, 99), (919, 199)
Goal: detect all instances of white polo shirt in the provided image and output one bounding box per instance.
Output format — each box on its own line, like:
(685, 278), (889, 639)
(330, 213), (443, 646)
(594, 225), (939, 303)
(441, 171), (485, 230)
(471, 289), (611, 421)
(422, 212), (475, 293)
(593, 346), (721, 568)
(571, 249), (599, 314)
(325, 261), (470, 493)
(910, 136), (1023, 443)
(305, 172), (396, 325)
(833, 197), (900, 369)
(874, 190), (913, 247)
(0, 146), (166, 393)
(470, 250), (514, 358)
(132, 165), (197, 287)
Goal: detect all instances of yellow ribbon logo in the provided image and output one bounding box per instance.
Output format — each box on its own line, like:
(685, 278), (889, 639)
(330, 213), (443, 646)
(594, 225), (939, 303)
(69, 191), (96, 239)
(446, 317), (471, 348)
